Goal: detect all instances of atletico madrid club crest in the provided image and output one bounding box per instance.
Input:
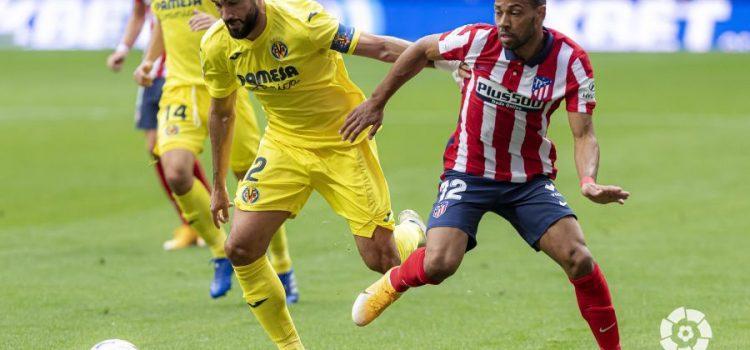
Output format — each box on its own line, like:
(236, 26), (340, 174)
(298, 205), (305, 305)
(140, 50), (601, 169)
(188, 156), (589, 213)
(531, 76), (553, 101)
(270, 40), (289, 61)
(432, 201), (449, 219)
(242, 187), (260, 204)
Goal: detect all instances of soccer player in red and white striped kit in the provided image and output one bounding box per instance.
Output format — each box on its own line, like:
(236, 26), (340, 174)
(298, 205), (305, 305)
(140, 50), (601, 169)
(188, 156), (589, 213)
(341, 0), (629, 349)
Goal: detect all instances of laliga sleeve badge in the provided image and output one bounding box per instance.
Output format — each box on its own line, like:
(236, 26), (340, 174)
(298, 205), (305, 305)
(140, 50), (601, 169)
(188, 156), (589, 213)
(580, 78), (596, 103)
(241, 187), (260, 204)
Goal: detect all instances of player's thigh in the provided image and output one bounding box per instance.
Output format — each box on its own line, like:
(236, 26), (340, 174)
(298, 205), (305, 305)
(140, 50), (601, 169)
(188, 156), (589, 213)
(228, 210), (291, 265)
(312, 139), (394, 238)
(427, 171), (496, 251)
(494, 176), (577, 251)
(537, 216), (587, 260)
(537, 216), (594, 278)
(155, 85), (208, 157)
(143, 129), (157, 156)
(229, 89), (262, 175)
(234, 138), (313, 217)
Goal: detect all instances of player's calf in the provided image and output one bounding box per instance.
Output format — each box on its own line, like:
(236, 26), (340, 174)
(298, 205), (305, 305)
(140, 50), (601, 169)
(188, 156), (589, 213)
(539, 217), (620, 350)
(355, 226), (402, 274)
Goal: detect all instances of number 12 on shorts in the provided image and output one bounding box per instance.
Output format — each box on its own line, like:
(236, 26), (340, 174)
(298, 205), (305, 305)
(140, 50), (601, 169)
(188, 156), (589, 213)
(439, 179), (467, 201)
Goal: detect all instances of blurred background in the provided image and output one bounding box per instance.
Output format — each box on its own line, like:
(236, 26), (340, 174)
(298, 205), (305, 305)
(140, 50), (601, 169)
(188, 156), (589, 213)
(0, 0), (748, 349)
(1, 0), (749, 51)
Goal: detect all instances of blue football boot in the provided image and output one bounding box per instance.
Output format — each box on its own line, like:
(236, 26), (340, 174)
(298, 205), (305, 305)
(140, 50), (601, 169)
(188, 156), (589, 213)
(278, 269), (299, 304)
(210, 258), (233, 299)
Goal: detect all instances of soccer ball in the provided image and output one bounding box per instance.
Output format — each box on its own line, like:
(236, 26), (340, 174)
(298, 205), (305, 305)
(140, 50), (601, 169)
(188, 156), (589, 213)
(90, 339), (138, 350)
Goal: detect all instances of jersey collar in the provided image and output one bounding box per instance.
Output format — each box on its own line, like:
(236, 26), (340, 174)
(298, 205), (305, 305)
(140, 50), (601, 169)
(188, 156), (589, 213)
(504, 28), (554, 67)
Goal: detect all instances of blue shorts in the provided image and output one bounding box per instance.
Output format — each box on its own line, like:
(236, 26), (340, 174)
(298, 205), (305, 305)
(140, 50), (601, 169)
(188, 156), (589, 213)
(134, 77), (165, 130)
(427, 170), (576, 251)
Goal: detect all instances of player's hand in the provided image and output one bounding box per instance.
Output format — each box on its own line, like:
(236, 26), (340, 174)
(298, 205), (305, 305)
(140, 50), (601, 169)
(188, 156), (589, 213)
(457, 62), (471, 79)
(452, 62), (471, 88)
(133, 60), (154, 87)
(189, 10), (217, 32)
(210, 185), (232, 228)
(340, 99), (384, 142)
(106, 50), (128, 72)
(581, 183), (630, 205)
(435, 61), (472, 87)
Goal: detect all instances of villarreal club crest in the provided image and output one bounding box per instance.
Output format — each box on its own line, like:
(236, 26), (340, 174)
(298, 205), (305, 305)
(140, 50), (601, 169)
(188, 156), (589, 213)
(242, 187), (260, 204)
(270, 40), (289, 61)
(165, 124), (180, 136)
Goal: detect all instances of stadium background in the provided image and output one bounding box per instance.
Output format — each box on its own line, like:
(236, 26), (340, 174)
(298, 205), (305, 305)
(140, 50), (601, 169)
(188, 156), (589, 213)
(0, 0), (748, 349)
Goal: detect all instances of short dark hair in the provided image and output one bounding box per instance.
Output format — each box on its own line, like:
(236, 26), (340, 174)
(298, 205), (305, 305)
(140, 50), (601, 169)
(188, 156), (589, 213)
(530, 0), (546, 6)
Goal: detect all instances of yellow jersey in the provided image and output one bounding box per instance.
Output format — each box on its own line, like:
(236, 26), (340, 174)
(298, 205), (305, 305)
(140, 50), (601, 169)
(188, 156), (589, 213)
(200, 0), (367, 148)
(151, 0), (220, 89)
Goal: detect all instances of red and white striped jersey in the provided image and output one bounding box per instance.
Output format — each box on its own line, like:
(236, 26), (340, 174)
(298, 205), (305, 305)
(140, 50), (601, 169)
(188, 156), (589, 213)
(136, 0), (166, 79)
(438, 24), (596, 183)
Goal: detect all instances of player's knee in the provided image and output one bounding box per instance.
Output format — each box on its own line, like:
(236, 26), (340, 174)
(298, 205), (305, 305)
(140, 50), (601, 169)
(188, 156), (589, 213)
(567, 245), (595, 279)
(423, 252), (460, 283)
(224, 240), (259, 267)
(164, 166), (193, 195)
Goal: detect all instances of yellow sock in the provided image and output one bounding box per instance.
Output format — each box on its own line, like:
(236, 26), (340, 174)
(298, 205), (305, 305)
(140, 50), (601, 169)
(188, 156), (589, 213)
(393, 222), (422, 262)
(235, 257), (303, 350)
(174, 179), (227, 258)
(269, 225), (293, 274)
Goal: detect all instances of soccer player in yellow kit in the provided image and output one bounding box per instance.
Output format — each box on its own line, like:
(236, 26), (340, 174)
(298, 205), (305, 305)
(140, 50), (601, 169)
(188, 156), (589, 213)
(133, 0), (298, 300)
(201, 0), (463, 347)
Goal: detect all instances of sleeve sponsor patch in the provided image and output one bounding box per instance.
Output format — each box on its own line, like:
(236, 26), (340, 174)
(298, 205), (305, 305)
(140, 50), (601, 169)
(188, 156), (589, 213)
(579, 78), (596, 103)
(330, 23), (356, 53)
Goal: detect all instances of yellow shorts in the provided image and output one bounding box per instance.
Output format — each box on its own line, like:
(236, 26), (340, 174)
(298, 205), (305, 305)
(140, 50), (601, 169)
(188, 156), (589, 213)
(156, 84), (260, 174)
(234, 137), (396, 237)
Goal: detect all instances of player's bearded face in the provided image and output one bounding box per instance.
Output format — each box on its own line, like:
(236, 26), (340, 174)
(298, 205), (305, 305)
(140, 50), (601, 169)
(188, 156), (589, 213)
(219, 0), (260, 39)
(494, 1), (543, 50)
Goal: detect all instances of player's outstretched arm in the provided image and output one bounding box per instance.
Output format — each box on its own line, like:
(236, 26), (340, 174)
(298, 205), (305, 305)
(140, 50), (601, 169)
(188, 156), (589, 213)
(133, 19), (165, 87)
(352, 33), (414, 63)
(568, 112), (630, 205)
(208, 93), (238, 228)
(353, 33), (469, 82)
(340, 34), (443, 142)
(107, 0), (147, 72)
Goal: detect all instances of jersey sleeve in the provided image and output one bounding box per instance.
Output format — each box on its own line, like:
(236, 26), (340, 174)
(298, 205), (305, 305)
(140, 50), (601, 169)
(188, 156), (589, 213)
(565, 52), (596, 115)
(438, 24), (491, 61)
(200, 32), (239, 99)
(307, 9), (361, 54)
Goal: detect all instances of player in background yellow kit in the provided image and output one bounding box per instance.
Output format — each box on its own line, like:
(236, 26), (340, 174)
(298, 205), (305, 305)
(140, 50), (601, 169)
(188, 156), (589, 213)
(133, 1), (298, 301)
(107, 0), (205, 251)
(202, 0), (466, 347)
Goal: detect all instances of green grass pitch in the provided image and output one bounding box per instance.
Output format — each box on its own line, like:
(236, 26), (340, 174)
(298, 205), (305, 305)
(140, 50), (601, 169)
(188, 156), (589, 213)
(0, 51), (748, 349)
